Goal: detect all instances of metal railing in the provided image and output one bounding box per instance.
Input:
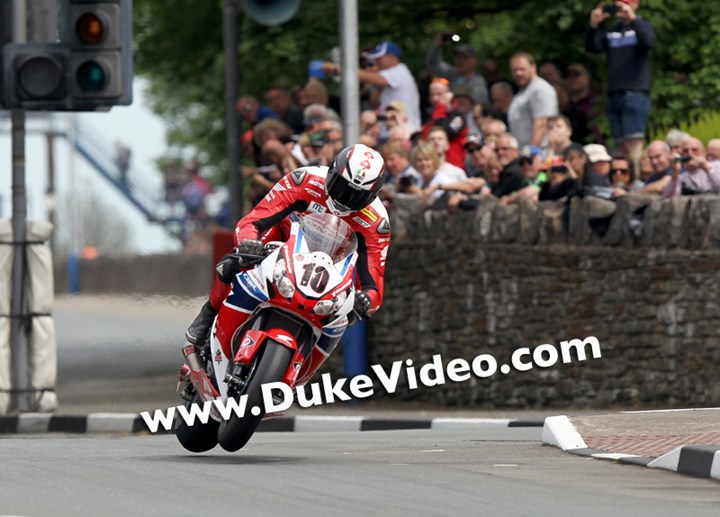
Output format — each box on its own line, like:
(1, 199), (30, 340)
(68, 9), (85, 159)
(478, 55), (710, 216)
(71, 120), (185, 239)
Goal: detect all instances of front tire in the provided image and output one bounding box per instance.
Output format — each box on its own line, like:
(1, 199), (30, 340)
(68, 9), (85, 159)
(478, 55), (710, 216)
(217, 340), (293, 452)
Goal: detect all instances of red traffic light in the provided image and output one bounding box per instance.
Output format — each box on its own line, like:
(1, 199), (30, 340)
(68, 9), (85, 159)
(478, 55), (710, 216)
(76, 13), (105, 44)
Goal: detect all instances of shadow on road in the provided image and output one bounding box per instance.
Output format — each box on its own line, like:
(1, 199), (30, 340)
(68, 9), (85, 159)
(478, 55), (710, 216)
(143, 454), (305, 465)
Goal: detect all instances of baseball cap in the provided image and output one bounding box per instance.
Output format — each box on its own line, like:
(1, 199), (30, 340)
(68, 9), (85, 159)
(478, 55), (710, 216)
(365, 41), (401, 60)
(584, 144), (612, 163)
(520, 145), (542, 159)
(454, 44), (477, 58)
(464, 133), (484, 149)
(452, 84), (475, 102)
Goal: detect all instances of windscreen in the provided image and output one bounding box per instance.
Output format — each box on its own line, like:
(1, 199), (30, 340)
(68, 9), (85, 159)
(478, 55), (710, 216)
(299, 213), (357, 262)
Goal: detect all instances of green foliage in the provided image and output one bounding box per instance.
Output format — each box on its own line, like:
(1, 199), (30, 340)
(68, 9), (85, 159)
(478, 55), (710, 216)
(134, 0), (720, 177)
(650, 111), (720, 145)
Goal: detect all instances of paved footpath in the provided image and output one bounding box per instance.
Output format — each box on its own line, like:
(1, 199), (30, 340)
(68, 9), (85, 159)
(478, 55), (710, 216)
(542, 408), (720, 482)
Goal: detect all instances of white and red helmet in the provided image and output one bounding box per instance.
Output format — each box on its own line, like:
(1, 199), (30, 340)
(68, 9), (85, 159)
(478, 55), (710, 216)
(325, 144), (386, 216)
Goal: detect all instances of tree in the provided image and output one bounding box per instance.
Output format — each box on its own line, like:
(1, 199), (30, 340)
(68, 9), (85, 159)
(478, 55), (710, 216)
(133, 0), (720, 177)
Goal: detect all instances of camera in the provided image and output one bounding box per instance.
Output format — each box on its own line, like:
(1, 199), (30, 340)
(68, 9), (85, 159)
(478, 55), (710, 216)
(398, 175), (418, 192)
(674, 153), (691, 163)
(602, 3), (620, 15)
(550, 166), (568, 174)
(376, 114), (388, 122)
(441, 31), (461, 43)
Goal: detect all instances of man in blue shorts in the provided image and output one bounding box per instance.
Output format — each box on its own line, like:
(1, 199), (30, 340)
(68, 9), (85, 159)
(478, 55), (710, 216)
(585, 0), (655, 164)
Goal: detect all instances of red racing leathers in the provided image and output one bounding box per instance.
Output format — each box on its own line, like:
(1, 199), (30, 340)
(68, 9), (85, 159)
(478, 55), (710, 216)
(209, 166), (391, 354)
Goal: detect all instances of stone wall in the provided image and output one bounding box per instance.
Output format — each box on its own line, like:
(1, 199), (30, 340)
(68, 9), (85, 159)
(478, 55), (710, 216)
(368, 194), (720, 409)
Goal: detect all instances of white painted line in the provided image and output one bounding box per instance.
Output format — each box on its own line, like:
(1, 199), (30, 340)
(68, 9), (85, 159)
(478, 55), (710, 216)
(541, 415), (588, 451)
(431, 418), (511, 430)
(87, 413), (137, 433)
(293, 415), (362, 432)
(17, 413), (51, 433)
(647, 445), (682, 471)
(711, 451), (720, 480)
(621, 407), (720, 414)
(592, 453), (641, 461)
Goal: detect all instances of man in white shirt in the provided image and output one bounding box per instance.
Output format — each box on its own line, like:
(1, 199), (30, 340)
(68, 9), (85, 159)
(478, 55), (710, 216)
(322, 41), (421, 134)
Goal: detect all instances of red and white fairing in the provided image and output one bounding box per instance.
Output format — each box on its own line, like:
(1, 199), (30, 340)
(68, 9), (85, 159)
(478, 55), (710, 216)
(208, 213), (358, 403)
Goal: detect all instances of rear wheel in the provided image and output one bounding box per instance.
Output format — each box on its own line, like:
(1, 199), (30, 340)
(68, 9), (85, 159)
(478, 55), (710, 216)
(174, 394), (221, 453)
(217, 340), (293, 452)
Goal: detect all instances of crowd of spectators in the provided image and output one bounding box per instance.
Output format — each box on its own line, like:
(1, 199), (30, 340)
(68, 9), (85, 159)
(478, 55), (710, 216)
(229, 0), (720, 232)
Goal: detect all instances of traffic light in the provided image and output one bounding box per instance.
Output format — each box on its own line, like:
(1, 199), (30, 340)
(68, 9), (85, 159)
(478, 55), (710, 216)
(3, 43), (70, 109)
(1, 0), (133, 111)
(66, 0), (133, 108)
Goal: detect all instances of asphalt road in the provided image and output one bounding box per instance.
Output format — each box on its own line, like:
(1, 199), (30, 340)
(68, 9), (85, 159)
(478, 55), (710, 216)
(2, 428), (719, 517)
(53, 294), (198, 380)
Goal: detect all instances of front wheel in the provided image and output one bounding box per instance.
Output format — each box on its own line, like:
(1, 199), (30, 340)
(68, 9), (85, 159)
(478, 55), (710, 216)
(217, 340), (293, 452)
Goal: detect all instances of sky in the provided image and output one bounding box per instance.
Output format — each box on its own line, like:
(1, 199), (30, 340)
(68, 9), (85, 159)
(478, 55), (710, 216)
(0, 78), (181, 255)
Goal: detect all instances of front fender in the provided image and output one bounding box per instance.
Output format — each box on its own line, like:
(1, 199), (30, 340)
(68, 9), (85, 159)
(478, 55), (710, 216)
(234, 328), (305, 388)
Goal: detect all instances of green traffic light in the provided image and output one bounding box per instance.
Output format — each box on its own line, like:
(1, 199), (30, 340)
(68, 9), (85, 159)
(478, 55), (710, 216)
(76, 61), (106, 92)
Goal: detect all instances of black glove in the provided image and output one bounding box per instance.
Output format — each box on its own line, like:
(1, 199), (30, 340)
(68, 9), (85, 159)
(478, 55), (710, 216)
(235, 239), (265, 266)
(353, 290), (372, 320)
(215, 253), (241, 283)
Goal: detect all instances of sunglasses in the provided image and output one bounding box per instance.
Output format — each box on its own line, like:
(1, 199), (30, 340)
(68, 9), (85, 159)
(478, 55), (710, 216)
(466, 146), (483, 153)
(611, 168), (629, 175)
(519, 158), (533, 165)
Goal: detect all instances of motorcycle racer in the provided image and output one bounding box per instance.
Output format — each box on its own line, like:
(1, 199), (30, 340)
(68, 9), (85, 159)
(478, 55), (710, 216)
(185, 143), (390, 367)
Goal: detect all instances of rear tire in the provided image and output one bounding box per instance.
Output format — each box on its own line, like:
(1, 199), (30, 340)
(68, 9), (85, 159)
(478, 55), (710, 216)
(217, 340), (293, 452)
(175, 394), (221, 453)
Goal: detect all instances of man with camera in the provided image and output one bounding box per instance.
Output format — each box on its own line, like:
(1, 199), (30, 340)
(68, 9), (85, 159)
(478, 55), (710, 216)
(321, 41), (421, 137)
(662, 137), (720, 198)
(585, 1), (655, 165)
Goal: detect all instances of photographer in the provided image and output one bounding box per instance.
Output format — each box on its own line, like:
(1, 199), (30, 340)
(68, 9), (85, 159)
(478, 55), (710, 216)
(585, 1), (655, 164)
(662, 137), (720, 198)
(321, 41), (421, 136)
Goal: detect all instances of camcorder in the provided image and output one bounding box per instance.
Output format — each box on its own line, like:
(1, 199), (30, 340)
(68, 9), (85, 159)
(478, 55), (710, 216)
(398, 175), (419, 192)
(602, 2), (620, 15)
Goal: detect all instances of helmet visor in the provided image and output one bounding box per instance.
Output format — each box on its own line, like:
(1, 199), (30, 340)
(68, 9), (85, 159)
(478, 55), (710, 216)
(326, 175), (377, 212)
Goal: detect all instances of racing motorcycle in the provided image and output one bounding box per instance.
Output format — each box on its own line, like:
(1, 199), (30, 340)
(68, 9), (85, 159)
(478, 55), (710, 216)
(174, 212), (359, 452)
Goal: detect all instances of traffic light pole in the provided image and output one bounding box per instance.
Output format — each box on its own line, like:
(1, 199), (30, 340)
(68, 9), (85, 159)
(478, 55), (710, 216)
(10, 0), (30, 412)
(223, 0), (242, 223)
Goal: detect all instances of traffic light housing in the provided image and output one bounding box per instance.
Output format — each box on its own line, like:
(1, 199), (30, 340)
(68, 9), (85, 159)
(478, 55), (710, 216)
(1, 0), (133, 111)
(3, 43), (69, 108)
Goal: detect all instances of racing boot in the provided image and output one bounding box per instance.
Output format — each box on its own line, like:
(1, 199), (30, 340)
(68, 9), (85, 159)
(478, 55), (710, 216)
(185, 301), (218, 348)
